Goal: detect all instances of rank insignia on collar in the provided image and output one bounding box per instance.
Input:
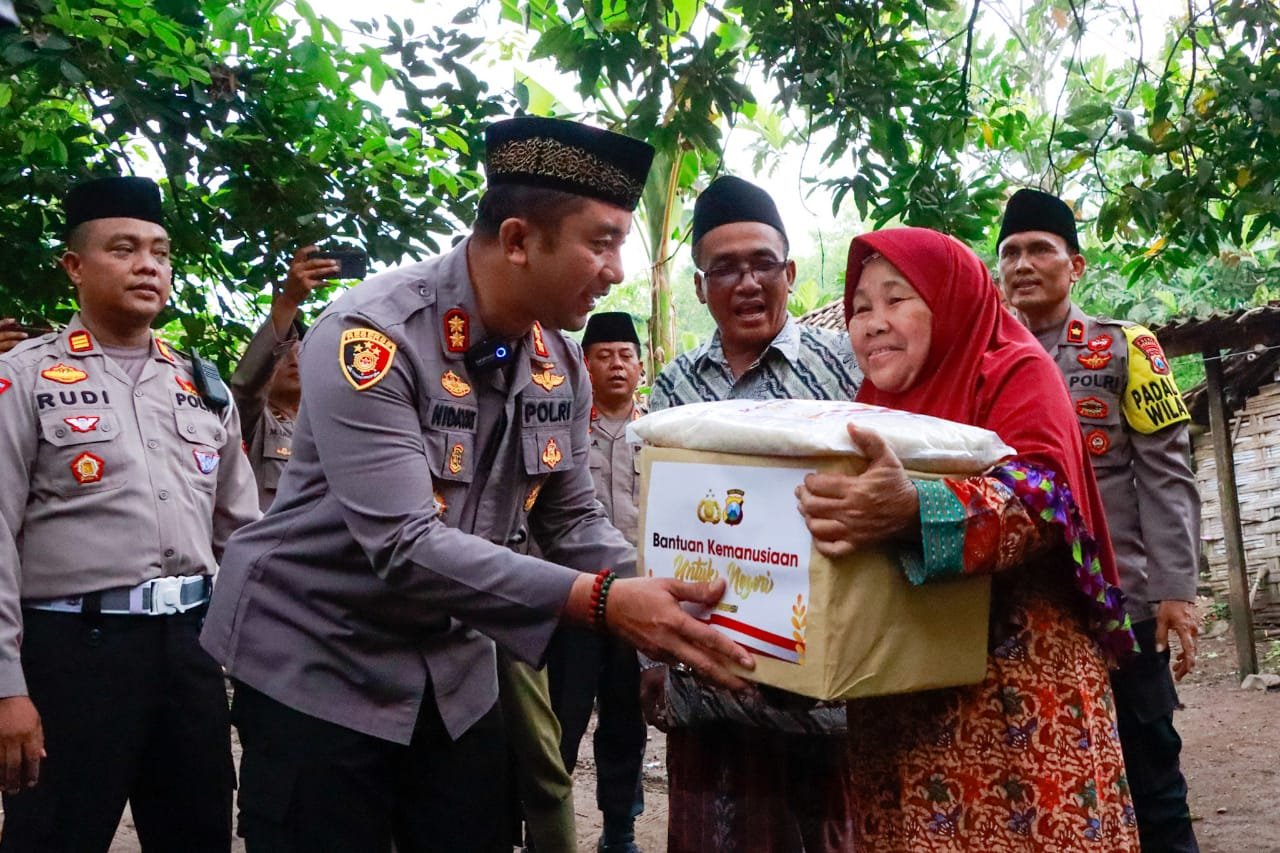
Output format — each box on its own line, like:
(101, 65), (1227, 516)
(448, 442), (465, 475)
(64, 415), (100, 433)
(70, 451), (105, 484)
(41, 363), (89, 384)
(0, 378), (10, 396)
(1066, 320), (1085, 344)
(532, 365), (566, 392)
(1075, 397), (1108, 419)
(340, 328), (398, 391)
(441, 370), (472, 398)
(433, 489), (448, 516)
(523, 481), (543, 512)
(1077, 349), (1112, 370)
(68, 330), (93, 353)
(1084, 429), (1110, 456)
(176, 377), (198, 394)
(531, 322), (549, 358)
(193, 448), (220, 475)
(154, 337), (176, 363)
(541, 436), (563, 469)
(444, 309), (469, 353)
(1087, 334), (1112, 352)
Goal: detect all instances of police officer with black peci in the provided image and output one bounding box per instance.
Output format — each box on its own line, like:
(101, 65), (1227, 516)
(199, 116), (754, 853)
(998, 188), (1201, 852)
(0, 176), (260, 851)
(546, 310), (649, 853)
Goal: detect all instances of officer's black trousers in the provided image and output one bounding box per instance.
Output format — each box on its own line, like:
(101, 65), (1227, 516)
(232, 681), (508, 853)
(1112, 617), (1200, 853)
(0, 608), (234, 853)
(545, 627), (646, 827)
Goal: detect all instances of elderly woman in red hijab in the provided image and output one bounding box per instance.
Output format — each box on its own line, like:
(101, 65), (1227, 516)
(796, 227), (1140, 851)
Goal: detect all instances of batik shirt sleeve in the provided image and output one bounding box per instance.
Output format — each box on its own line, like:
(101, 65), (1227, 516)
(904, 460), (1136, 658)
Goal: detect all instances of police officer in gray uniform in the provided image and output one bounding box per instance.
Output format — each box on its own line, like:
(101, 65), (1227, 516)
(230, 245), (337, 511)
(998, 188), (1200, 852)
(200, 116), (754, 853)
(546, 311), (648, 853)
(0, 176), (259, 851)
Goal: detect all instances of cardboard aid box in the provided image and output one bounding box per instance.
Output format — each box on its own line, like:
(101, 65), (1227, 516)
(638, 445), (991, 701)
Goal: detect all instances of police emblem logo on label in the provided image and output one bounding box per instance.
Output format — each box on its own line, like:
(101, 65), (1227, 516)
(176, 377), (198, 394)
(1085, 429), (1110, 456)
(724, 488), (745, 526)
(531, 366), (566, 392)
(1075, 397), (1108, 419)
(1087, 334), (1112, 352)
(523, 481), (543, 512)
(63, 415), (100, 433)
(1132, 334), (1171, 375)
(193, 448), (220, 475)
(448, 442), (465, 475)
(1077, 349), (1112, 370)
(41, 363), (89, 384)
(68, 331), (93, 353)
(1066, 320), (1086, 344)
(440, 370), (472, 398)
(339, 328), (398, 390)
(70, 451), (105, 484)
(531, 322), (549, 358)
(0, 377), (10, 396)
(444, 309), (469, 353)
(541, 436), (563, 469)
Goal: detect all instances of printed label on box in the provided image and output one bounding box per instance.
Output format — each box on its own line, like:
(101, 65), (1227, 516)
(644, 460), (812, 663)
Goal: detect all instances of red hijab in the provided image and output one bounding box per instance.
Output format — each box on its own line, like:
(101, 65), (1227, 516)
(844, 227), (1120, 587)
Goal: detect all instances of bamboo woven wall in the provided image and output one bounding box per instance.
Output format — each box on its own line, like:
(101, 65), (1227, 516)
(1193, 379), (1280, 631)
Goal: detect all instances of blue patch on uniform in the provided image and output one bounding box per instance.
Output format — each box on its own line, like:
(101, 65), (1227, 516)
(193, 448), (220, 475)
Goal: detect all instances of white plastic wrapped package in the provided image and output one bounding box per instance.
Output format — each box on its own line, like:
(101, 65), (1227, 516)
(628, 399), (1014, 474)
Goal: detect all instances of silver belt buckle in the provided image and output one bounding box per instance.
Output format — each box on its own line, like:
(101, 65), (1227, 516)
(144, 576), (204, 615)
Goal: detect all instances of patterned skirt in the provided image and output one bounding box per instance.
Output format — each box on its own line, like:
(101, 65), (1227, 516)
(844, 587), (1139, 852)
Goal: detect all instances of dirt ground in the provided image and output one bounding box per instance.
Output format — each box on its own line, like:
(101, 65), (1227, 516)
(6, 614), (1276, 852)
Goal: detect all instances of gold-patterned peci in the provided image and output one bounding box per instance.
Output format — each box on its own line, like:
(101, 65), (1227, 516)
(488, 136), (646, 209)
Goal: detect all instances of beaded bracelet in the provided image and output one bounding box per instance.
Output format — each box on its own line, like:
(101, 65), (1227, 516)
(589, 568), (617, 632)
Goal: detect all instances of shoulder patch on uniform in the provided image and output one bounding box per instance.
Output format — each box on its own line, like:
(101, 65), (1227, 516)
(531, 322), (549, 358)
(443, 309), (469, 353)
(340, 328), (398, 391)
(1121, 326), (1189, 434)
(41, 363), (88, 384)
(70, 451), (105, 484)
(68, 330), (93, 353)
(1066, 320), (1086, 344)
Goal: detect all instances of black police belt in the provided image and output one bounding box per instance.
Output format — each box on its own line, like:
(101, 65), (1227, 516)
(24, 575), (212, 616)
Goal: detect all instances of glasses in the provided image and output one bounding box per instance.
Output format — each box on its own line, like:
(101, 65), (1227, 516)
(698, 258), (788, 290)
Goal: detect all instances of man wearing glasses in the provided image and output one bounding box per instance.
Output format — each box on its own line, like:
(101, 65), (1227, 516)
(647, 176), (862, 852)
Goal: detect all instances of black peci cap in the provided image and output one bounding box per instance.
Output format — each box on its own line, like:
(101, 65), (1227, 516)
(581, 311), (641, 349)
(691, 175), (787, 248)
(64, 176), (165, 238)
(997, 188), (1080, 253)
(484, 116), (655, 211)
